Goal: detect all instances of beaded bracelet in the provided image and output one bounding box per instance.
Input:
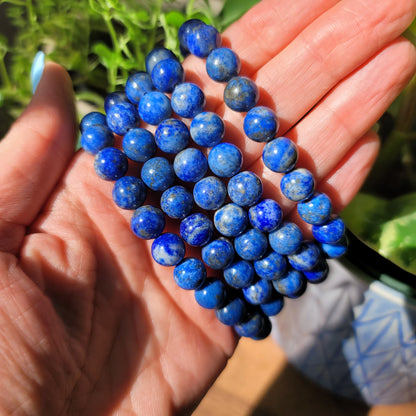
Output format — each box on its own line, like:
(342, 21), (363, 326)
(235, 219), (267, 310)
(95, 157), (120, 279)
(79, 18), (348, 340)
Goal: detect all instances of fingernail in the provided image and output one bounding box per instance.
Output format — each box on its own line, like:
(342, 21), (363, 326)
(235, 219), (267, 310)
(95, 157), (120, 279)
(30, 51), (45, 94)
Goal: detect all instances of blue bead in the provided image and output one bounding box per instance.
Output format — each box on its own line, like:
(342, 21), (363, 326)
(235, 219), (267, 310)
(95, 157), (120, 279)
(312, 216), (345, 244)
(320, 235), (348, 258)
(273, 268), (306, 298)
(131, 205), (165, 239)
(243, 279), (273, 305)
(125, 72), (153, 104)
(138, 91), (172, 125)
(227, 171), (262, 207)
(269, 222), (303, 255)
(248, 199), (282, 232)
(262, 137), (298, 173)
(297, 192), (332, 225)
(303, 260), (329, 283)
(141, 157), (175, 191)
(214, 203), (248, 237)
(193, 176), (227, 210)
(94, 147), (128, 181)
(173, 148), (208, 182)
(173, 257), (207, 290)
(215, 297), (246, 325)
(224, 76), (259, 112)
(155, 118), (189, 154)
(261, 294), (284, 316)
(208, 142), (242, 178)
(151, 58), (184, 93)
(194, 278), (227, 309)
(112, 176), (146, 210)
(287, 241), (322, 271)
(190, 111), (225, 147)
(106, 101), (139, 135)
(160, 185), (193, 219)
(180, 213), (214, 247)
(234, 313), (268, 338)
(145, 47), (177, 75)
(80, 124), (114, 155)
(253, 251), (287, 280)
(223, 259), (255, 289)
(187, 23), (221, 58)
(122, 128), (156, 162)
(171, 82), (206, 118)
(234, 228), (268, 261)
(152, 233), (186, 266)
(79, 111), (107, 132)
(104, 91), (128, 113)
(201, 238), (234, 270)
(251, 317), (272, 340)
(280, 168), (315, 202)
(178, 19), (205, 54)
(206, 47), (241, 82)
(243, 106), (278, 143)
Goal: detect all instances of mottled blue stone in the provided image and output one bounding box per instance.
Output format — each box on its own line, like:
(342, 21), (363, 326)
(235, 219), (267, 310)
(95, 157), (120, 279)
(180, 213), (214, 247)
(224, 76), (259, 112)
(248, 199), (282, 232)
(94, 147), (128, 181)
(312, 216), (345, 244)
(190, 111), (225, 147)
(194, 278), (227, 309)
(130, 205), (165, 239)
(122, 128), (156, 162)
(155, 118), (189, 154)
(173, 147), (208, 182)
(160, 185), (193, 219)
(243, 106), (278, 143)
(208, 142), (242, 178)
(151, 58), (185, 93)
(303, 260), (329, 283)
(125, 72), (153, 104)
(178, 19), (205, 54)
(297, 192), (332, 225)
(151, 233), (186, 266)
(215, 297), (246, 326)
(287, 241), (322, 271)
(253, 251), (287, 280)
(213, 203), (248, 237)
(145, 47), (177, 75)
(193, 176), (227, 210)
(260, 294), (284, 316)
(104, 91), (128, 113)
(112, 176), (146, 210)
(106, 101), (139, 135)
(234, 228), (268, 261)
(320, 235), (348, 258)
(227, 171), (263, 207)
(138, 91), (172, 125)
(173, 257), (207, 290)
(243, 279), (273, 305)
(79, 111), (107, 132)
(234, 313), (268, 338)
(80, 124), (114, 155)
(201, 237), (235, 270)
(141, 157), (175, 191)
(171, 82), (206, 118)
(250, 316), (272, 340)
(268, 221), (303, 255)
(262, 137), (298, 173)
(187, 23), (221, 57)
(280, 168), (315, 202)
(273, 268), (306, 298)
(223, 259), (255, 289)
(206, 47), (241, 82)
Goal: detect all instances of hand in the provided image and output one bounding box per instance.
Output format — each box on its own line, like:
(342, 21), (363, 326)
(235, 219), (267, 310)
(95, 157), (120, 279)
(0, 0), (414, 414)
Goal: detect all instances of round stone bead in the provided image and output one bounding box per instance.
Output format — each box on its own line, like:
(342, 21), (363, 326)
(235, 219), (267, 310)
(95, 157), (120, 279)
(112, 176), (146, 210)
(234, 228), (268, 261)
(234, 313), (268, 338)
(104, 91), (128, 113)
(173, 148), (208, 182)
(303, 260), (329, 283)
(122, 128), (156, 163)
(224, 76), (259, 112)
(227, 171), (262, 207)
(141, 157), (175, 191)
(193, 176), (227, 210)
(138, 91), (172, 125)
(223, 259), (255, 289)
(125, 71), (153, 104)
(280, 168), (315, 202)
(173, 257), (207, 290)
(80, 124), (114, 155)
(206, 47), (241, 82)
(160, 185), (193, 219)
(273, 268), (306, 298)
(253, 251), (287, 280)
(190, 111), (225, 147)
(201, 237), (234, 270)
(79, 111), (107, 132)
(269, 221), (303, 255)
(260, 294), (284, 316)
(178, 19), (205, 54)
(243, 279), (273, 305)
(287, 241), (322, 271)
(297, 192), (332, 225)
(151, 233), (186, 266)
(214, 203), (248, 237)
(208, 143), (243, 178)
(312, 216), (345, 244)
(151, 58), (185, 93)
(262, 137), (298, 173)
(248, 199), (282, 233)
(320, 235), (348, 258)
(187, 23), (221, 58)
(106, 101), (139, 135)
(194, 278), (227, 309)
(243, 106), (278, 143)
(94, 147), (128, 181)
(131, 205), (165, 239)
(171, 82), (206, 118)
(215, 297), (246, 326)
(155, 118), (189, 154)
(180, 213), (214, 247)
(251, 316), (272, 340)
(145, 47), (177, 74)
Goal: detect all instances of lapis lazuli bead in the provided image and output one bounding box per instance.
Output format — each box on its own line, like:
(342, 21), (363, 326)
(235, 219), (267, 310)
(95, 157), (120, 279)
(155, 118), (189, 154)
(171, 82), (206, 118)
(193, 176), (227, 210)
(112, 176), (146, 210)
(228, 171), (263, 207)
(94, 147), (128, 181)
(261, 294), (284, 316)
(243, 106), (278, 143)
(262, 137), (298, 173)
(160, 185), (193, 219)
(234, 313), (268, 338)
(125, 71), (153, 104)
(180, 213), (214, 247)
(224, 76), (259, 112)
(194, 278), (227, 309)
(287, 241), (321, 271)
(141, 157), (175, 191)
(178, 19), (205, 55)
(187, 22), (221, 58)
(80, 124), (114, 155)
(173, 147), (208, 182)
(138, 91), (172, 125)
(104, 91), (128, 114)
(320, 235), (348, 258)
(243, 279), (273, 305)
(297, 192), (332, 225)
(303, 260), (329, 283)
(215, 297), (246, 326)
(273, 268), (306, 298)
(312, 216), (345, 244)
(145, 47), (177, 75)
(151, 58), (185, 93)
(106, 101), (139, 136)
(251, 317), (272, 340)
(234, 228), (268, 261)
(223, 259), (255, 289)
(151, 233), (186, 266)
(268, 221), (303, 255)
(206, 47), (241, 82)
(248, 199), (282, 233)
(173, 257), (207, 290)
(208, 143), (243, 178)
(214, 203), (248, 237)
(131, 205), (165, 240)
(253, 251), (287, 280)
(122, 128), (156, 163)
(201, 237), (234, 270)
(280, 168), (315, 202)
(79, 111), (107, 132)
(190, 111), (225, 147)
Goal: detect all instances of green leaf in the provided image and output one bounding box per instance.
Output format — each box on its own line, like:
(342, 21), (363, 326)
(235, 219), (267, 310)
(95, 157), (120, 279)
(219, 0), (260, 28)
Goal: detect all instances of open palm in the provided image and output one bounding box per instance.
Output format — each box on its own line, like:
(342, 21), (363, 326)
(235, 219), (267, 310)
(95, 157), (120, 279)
(0, 0), (415, 414)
